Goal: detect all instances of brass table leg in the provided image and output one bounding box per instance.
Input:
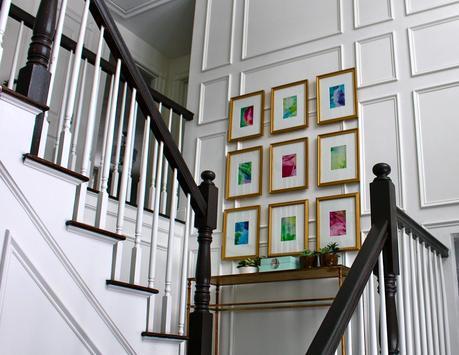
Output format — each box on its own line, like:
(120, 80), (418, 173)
(186, 279), (192, 336)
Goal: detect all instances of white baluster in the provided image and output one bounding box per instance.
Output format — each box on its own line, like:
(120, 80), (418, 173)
(428, 248), (440, 355)
(95, 59), (121, 229)
(378, 253), (389, 355)
(368, 274), (378, 355)
(397, 231), (407, 355)
(0, 0), (12, 64)
(401, 230), (414, 355)
(110, 82), (128, 197)
(69, 58), (88, 170)
(147, 115), (167, 330)
(160, 109), (173, 214)
(422, 244), (434, 354)
(53, 51), (74, 163)
(438, 254), (451, 355)
(97, 75), (114, 191)
(7, 21), (24, 89)
(130, 114), (150, 284)
(357, 294), (365, 355)
(147, 102), (162, 210)
(409, 234), (422, 354)
(40, 0), (68, 158)
(56, 0), (90, 167)
(73, 26), (104, 222)
(116, 92), (137, 234)
(435, 254), (447, 355)
(178, 194), (192, 336)
(416, 239), (429, 353)
(126, 103), (138, 201)
(161, 114), (184, 333)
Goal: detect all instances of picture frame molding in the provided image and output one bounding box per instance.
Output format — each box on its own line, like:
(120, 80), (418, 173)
(222, 205), (261, 261)
(268, 199), (309, 257)
(270, 79), (309, 134)
(316, 68), (358, 125)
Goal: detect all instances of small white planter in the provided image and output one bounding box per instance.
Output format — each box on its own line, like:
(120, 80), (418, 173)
(238, 266), (258, 274)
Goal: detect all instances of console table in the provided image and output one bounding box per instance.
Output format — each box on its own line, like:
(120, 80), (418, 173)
(187, 266), (350, 355)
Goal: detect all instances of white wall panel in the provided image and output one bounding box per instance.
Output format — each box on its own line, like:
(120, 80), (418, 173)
(353, 0), (393, 28)
(242, 46), (343, 102)
(405, 0), (459, 14)
(413, 82), (459, 207)
(242, 0), (342, 59)
(408, 16), (459, 76)
(359, 95), (404, 214)
(202, 0), (234, 70)
(355, 33), (397, 87)
(198, 75), (231, 125)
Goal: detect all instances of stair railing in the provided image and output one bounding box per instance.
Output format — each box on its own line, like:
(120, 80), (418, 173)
(306, 163), (449, 355)
(0, 0), (217, 350)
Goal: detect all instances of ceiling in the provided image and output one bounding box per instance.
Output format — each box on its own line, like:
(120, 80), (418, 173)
(107, 0), (195, 59)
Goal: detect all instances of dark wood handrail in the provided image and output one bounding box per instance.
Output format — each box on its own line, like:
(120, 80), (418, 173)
(5, 3), (194, 120)
(396, 207), (449, 257)
(306, 222), (389, 355)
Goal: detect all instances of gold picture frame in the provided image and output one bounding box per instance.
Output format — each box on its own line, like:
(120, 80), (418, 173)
(222, 205), (260, 261)
(228, 90), (265, 143)
(225, 146), (263, 200)
(316, 193), (361, 252)
(269, 137), (309, 193)
(270, 79), (308, 134)
(316, 68), (358, 125)
(268, 199), (309, 257)
(317, 128), (360, 187)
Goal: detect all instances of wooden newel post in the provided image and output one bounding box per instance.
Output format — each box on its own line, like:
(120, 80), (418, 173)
(370, 163), (400, 355)
(16, 0), (58, 155)
(189, 170), (218, 355)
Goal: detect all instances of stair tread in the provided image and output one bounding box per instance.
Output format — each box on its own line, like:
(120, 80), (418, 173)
(106, 280), (159, 294)
(66, 220), (126, 241)
(24, 154), (89, 182)
(141, 332), (189, 341)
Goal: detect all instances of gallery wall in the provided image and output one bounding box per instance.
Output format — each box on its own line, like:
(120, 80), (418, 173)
(183, 0), (459, 354)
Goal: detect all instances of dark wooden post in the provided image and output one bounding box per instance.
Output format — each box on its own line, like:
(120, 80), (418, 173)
(370, 163), (400, 355)
(16, 0), (58, 155)
(189, 170), (218, 355)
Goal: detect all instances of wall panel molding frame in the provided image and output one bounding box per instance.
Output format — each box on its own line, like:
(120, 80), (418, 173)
(0, 231), (101, 354)
(355, 32), (398, 88)
(241, 0), (343, 60)
(405, 0), (459, 15)
(408, 15), (459, 76)
(353, 0), (393, 29)
(201, 0), (235, 71)
(198, 75), (231, 125)
(413, 81), (459, 208)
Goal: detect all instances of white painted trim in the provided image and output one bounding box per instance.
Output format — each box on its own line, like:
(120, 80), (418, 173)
(353, 0), (393, 29)
(106, 0), (176, 19)
(0, 162), (137, 354)
(65, 224), (120, 245)
(0, 231), (101, 354)
(23, 156), (87, 186)
(0, 91), (43, 116)
(197, 74), (231, 125)
(405, 0), (459, 16)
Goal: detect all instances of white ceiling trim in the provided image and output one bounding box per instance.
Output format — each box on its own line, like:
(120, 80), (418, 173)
(107, 0), (177, 19)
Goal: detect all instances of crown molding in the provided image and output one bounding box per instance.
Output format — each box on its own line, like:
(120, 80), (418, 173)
(107, 0), (177, 19)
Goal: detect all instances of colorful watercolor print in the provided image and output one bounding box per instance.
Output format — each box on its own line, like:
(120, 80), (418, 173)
(240, 105), (254, 127)
(238, 161), (252, 185)
(281, 216), (296, 241)
(329, 84), (345, 109)
(281, 153), (297, 178)
(234, 221), (249, 245)
(330, 145), (347, 170)
(282, 95), (297, 119)
(329, 210), (346, 236)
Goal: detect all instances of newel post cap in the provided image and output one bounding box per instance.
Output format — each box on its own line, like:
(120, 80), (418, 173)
(373, 163), (391, 180)
(201, 170), (216, 184)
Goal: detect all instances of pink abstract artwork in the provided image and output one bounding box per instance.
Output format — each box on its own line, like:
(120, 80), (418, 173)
(282, 153), (297, 178)
(329, 210), (346, 236)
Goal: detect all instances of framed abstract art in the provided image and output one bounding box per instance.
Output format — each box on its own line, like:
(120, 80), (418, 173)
(270, 79), (308, 134)
(228, 90), (265, 142)
(317, 128), (360, 187)
(268, 200), (309, 257)
(316, 68), (358, 125)
(269, 137), (308, 193)
(225, 146), (263, 200)
(316, 193), (361, 251)
(222, 205), (260, 260)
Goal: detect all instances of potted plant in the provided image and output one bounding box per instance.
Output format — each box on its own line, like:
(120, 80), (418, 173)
(237, 257), (260, 274)
(299, 249), (316, 269)
(322, 242), (340, 266)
